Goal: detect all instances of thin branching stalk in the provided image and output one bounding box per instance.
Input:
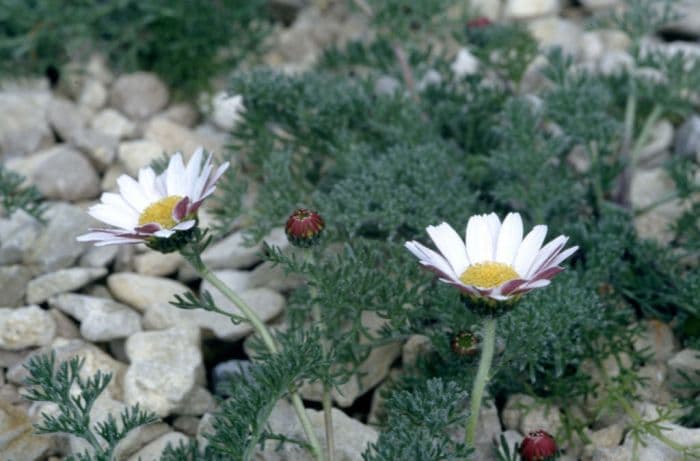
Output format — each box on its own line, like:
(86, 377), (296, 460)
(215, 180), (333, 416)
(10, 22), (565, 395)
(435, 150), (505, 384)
(195, 263), (325, 461)
(306, 251), (335, 461)
(465, 317), (497, 446)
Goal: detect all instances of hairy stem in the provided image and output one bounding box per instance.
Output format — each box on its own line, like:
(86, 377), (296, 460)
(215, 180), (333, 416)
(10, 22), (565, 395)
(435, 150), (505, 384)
(306, 250), (335, 461)
(465, 317), (497, 446)
(196, 264), (324, 461)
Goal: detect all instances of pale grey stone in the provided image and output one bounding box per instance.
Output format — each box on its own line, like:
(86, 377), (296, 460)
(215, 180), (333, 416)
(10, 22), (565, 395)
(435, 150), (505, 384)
(91, 108), (137, 140)
(667, 348), (700, 398)
(299, 312), (401, 407)
(637, 119), (673, 166)
(0, 305), (56, 350)
(528, 17), (583, 57)
(469, 0), (500, 19)
(417, 69), (442, 91)
(127, 432), (190, 461)
(0, 209), (42, 265)
(583, 422), (625, 459)
(117, 139), (164, 177)
(115, 422), (171, 460)
(78, 78), (108, 111)
(206, 227), (288, 271)
(49, 308), (81, 339)
(402, 334), (431, 367)
(8, 337), (126, 400)
(0, 400), (51, 460)
(145, 283), (283, 341)
(144, 117), (221, 159)
(79, 244), (119, 268)
(666, 1), (700, 38)
(504, 0), (560, 18)
(593, 421), (700, 461)
(111, 72), (169, 119)
(368, 369), (401, 425)
(161, 103), (199, 127)
(0, 87), (54, 159)
(633, 319), (679, 363)
(173, 416), (201, 436)
(250, 399), (378, 461)
(107, 272), (190, 312)
(133, 251), (183, 276)
(31, 145), (101, 201)
(124, 327), (203, 417)
(249, 260), (306, 292)
(209, 92), (244, 131)
(631, 168), (688, 245)
(47, 97), (87, 141)
(0, 265), (31, 306)
(70, 127), (119, 171)
(674, 115), (700, 160)
(519, 400), (561, 437)
(27, 267), (107, 303)
(451, 49), (480, 77)
(374, 75), (401, 96)
(48, 293), (142, 341)
(172, 385), (216, 416)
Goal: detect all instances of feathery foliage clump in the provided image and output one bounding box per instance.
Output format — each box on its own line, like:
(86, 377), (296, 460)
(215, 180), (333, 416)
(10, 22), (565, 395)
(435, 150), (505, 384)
(0, 0), (268, 98)
(23, 0), (700, 459)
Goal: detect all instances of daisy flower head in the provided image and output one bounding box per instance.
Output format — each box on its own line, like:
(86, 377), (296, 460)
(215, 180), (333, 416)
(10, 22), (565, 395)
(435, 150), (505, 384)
(77, 148), (229, 253)
(405, 212), (577, 315)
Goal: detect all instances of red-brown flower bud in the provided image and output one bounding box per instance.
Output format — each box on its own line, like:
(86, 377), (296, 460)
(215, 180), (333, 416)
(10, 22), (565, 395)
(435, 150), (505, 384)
(285, 208), (325, 248)
(520, 430), (558, 461)
(467, 16), (492, 29)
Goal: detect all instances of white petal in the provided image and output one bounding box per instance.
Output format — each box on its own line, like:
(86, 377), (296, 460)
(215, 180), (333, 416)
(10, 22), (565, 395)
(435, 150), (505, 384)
(172, 219), (196, 231)
(185, 148), (205, 199)
(548, 245), (578, 268)
(527, 235), (568, 277)
(154, 229), (175, 238)
(87, 204), (138, 230)
(165, 153), (188, 196)
(466, 215), (493, 264)
(525, 279), (551, 290)
(427, 223), (469, 274)
(117, 175), (150, 213)
(484, 213), (501, 257)
(513, 225), (547, 277)
(495, 212), (523, 265)
(101, 192), (140, 218)
(405, 240), (457, 278)
(138, 168), (161, 203)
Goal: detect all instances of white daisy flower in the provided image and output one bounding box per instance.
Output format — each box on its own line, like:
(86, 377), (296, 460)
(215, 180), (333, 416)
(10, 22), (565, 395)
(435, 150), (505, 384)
(77, 147), (229, 247)
(405, 212), (577, 302)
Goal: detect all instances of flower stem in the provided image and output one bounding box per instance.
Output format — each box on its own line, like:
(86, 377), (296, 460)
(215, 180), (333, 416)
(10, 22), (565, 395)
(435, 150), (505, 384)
(197, 265), (324, 461)
(306, 250), (335, 461)
(465, 317), (497, 446)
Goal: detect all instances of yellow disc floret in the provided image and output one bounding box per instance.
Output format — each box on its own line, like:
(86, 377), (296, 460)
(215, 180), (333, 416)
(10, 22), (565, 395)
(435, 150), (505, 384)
(138, 195), (183, 229)
(459, 262), (519, 288)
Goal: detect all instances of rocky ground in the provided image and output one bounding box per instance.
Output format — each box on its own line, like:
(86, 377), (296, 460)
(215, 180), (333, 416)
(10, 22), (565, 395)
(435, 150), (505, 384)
(2, 1), (700, 460)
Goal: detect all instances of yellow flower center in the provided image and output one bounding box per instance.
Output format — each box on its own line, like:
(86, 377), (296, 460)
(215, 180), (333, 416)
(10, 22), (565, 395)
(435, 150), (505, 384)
(138, 195), (183, 229)
(459, 262), (519, 288)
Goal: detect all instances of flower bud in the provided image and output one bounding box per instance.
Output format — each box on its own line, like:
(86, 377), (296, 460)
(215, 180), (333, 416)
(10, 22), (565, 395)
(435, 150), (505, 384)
(285, 208), (325, 248)
(520, 430), (558, 461)
(467, 16), (492, 28)
(451, 331), (479, 356)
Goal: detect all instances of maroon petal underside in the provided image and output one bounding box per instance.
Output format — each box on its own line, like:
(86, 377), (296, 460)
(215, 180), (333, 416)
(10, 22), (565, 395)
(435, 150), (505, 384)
(173, 197), (190, 221)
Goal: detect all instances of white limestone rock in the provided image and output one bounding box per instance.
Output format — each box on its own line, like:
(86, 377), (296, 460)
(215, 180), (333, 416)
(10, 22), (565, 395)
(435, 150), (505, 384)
(48, 293), (142, 342)
(0, 305), (56, 350)
(117, 139), (165, 177)
(110, 72), (169, 119)
(26, 267), (107, 304)
(91, 108), (137, 140)
(209, 92), (244, 131)
(107, 272), (191, 312)
(124, 327), (203, 417)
